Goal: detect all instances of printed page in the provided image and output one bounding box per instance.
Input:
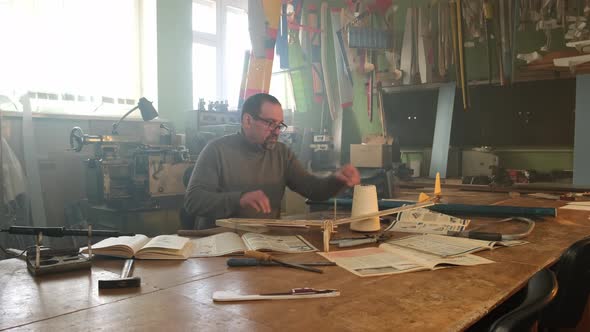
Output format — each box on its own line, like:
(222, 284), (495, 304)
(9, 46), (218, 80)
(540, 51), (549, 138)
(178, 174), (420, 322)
(142, 235), (189, 251)
(319, 247), (426, 277)
(136, 235), (191, 259)
(80, 234), (150, 258)
(390, 208), (470, 235)
(380, 243), (494, 269)
(241, 233), (318, 253)
(388, 234), (529, 257)
(497, 240), (528, 247)
(189, 232), (248, 257)
(387, 234), (494, 257)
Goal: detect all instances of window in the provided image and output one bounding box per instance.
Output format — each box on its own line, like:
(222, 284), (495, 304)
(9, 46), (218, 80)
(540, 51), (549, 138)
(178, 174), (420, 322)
(269, 59), (296, 112)
(192, 0), (250, 110)
(0, 0), (142, 116)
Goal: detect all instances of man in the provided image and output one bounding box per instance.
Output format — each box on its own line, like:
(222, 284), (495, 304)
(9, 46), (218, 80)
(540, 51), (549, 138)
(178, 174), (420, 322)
(184, 93), (360, 229)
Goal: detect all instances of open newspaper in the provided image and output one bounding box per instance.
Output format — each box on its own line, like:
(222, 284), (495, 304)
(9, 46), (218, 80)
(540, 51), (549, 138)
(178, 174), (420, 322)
(319, 243), (493, 277)
(387, 234), (527, 257)
(388, 208), (470, 234)
(189, 232), (317, 257)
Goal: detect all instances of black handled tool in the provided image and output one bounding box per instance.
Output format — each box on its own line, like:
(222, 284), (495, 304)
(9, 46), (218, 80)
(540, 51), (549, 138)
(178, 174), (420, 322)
(244, 250), (323, 274)
(98, 259), (141, 289)
(1, 226), (134, 237)
(227, 258), (336, 267)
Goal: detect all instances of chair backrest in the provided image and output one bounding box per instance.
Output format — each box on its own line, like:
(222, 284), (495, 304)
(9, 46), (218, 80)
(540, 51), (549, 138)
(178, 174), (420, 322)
(540, 237), (590, 329)
(489, 269), (558, 332)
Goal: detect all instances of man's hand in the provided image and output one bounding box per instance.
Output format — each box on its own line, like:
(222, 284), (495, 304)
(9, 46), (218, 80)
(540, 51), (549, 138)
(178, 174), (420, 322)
(239, 190), (271, 214)
(334, 164), (361, 187)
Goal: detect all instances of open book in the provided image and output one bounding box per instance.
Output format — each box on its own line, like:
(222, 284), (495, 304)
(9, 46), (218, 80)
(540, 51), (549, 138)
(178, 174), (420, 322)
(81, 235), (191, 260)
(319, 243), (493, 277)
(387, 234), (527, 257)
(189, 232), (318, 257)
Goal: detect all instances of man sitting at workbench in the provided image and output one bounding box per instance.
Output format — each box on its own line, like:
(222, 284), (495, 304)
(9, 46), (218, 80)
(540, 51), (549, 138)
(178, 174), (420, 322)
(184, 93), (360, 229)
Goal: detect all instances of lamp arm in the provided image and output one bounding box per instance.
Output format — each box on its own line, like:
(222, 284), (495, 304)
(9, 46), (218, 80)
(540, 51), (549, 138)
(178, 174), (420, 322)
(112, 105), (139, 134)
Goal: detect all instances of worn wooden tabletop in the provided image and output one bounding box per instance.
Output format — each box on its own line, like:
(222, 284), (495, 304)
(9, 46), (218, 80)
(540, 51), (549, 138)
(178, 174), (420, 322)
(2, 191), (590, 331)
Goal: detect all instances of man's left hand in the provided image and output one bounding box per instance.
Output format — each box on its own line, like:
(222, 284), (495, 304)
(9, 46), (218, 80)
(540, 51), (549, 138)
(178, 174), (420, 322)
(335, 164), (360, 187)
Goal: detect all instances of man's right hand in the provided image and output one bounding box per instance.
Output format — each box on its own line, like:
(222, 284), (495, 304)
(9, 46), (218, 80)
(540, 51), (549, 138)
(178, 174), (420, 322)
(239, 190), (271, 214)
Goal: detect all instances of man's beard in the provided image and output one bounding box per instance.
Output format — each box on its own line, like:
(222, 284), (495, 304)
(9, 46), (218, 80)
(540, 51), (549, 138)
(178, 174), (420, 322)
(262, 134), (279, 150)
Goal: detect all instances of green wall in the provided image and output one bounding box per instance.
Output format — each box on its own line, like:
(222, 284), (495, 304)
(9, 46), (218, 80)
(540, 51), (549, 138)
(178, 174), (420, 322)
(156, 0), (193, 132)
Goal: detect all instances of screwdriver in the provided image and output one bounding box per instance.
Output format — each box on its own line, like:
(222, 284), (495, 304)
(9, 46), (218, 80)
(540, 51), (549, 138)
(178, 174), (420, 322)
(244, 250), (323, 273)
(227, 258), (336, 267)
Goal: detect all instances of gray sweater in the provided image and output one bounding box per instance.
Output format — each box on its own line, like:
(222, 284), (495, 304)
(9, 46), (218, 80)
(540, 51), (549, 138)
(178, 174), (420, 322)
(184, 132), (345, 227)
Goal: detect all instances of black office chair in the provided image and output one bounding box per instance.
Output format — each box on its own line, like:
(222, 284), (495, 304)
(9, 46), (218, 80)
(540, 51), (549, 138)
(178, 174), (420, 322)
(539, 237), (590, 330)
(489, 268), (558, 332)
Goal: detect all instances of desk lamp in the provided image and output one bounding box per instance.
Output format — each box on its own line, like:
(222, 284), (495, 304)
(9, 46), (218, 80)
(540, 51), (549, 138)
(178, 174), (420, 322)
(112, 97), (158, 134)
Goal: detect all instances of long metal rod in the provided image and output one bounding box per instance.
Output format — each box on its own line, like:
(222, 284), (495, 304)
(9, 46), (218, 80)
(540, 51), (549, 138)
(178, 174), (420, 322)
(308, 199), (557, 218)
(217, 201), (435, 228)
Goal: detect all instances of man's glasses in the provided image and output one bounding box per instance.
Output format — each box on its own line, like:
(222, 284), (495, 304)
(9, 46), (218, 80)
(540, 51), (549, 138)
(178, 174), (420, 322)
(252, 114), (288, 132)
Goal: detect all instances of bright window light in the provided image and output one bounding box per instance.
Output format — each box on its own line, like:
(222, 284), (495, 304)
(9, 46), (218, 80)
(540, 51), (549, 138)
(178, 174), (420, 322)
(0, 0), (140, 115)
(192, 0), (250, 110)
(193, 43), (217, 103)
(192, 0), (216, 34)
(225, 5), (250, 109)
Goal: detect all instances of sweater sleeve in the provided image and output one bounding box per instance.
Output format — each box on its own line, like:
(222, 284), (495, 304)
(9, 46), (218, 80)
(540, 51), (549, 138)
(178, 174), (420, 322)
(184, 143), (242, 219)
(285, 149), (346, 201)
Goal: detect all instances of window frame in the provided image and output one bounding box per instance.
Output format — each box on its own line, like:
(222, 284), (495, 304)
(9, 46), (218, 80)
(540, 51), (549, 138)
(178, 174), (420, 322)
(192, 0), (248, 106)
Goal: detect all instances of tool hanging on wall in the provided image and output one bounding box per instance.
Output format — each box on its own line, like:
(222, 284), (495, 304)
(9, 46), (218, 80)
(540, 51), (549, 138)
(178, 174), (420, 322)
(510, 0), (521, 82)
(367, 50), (374, 122)
(331, 8), (354, 110)
(454, 0), (470, 111)
(376, 81), (387, 137)
(492, 0), (506, 84)
(320, 2), (337, 121)
(400, 7), (416, 84)
(499, 0), (513, 84)
(244, 0), (282, 99)
(483, 0), (495, 84)
(300, 3), (326, 105)
(437, 2), (451, 78)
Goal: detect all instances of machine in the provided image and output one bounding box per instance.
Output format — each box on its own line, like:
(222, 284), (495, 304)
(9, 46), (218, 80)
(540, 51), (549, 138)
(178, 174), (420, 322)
(69, 126), (194, 210)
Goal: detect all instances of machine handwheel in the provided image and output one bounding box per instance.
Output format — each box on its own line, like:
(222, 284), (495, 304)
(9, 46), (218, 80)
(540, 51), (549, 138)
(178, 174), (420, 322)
(70, 127), (85, 152)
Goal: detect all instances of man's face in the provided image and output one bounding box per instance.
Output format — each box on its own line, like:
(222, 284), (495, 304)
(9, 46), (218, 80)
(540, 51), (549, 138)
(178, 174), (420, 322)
(243, 101), (284, 150)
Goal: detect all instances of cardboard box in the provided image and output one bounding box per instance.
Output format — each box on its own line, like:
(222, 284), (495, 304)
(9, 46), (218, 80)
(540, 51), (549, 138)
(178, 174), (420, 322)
(350, 144), (392, 168)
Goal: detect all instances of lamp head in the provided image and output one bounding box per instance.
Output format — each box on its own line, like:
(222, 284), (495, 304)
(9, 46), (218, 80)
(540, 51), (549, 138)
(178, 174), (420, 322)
(138, 97), (158, 121)
(112, 97), (158, 134)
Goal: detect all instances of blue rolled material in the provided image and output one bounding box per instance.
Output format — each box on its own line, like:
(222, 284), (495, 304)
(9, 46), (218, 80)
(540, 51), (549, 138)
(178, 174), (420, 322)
(307, 199), (557, 218)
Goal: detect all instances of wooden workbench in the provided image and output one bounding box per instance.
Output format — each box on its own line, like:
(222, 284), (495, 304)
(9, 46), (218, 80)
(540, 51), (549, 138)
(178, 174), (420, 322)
(2, 191), (590, 331)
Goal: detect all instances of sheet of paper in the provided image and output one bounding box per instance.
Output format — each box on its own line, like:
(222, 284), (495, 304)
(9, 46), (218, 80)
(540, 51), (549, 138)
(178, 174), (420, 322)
(143, 235), (189, 251)
(241, 233), (318, 253)
(381, 243), (494, 269)
(390, 208), (470, 235)
(387, 234), (497, 257)
(565, 201), (590, 206)
(189, 232), (247, 257)
(560, 204), (590, 211)
(387, 234), (484, 257)
(319, 247), (425, 277)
